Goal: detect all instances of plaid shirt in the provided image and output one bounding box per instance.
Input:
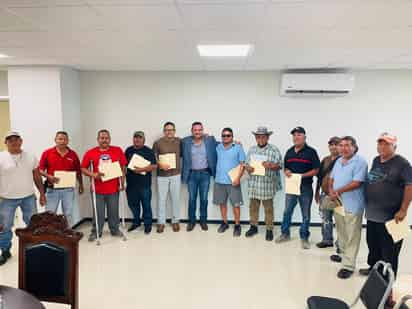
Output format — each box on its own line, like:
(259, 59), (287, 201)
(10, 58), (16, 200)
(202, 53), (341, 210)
(246, 144), (283, 200)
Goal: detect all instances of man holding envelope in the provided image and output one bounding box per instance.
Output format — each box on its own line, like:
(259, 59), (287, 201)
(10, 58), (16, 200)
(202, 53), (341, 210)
(39, 131), (83, 226)
(213, 128), (246, 237)
(328, 136), (368, 279)
(360, 133), (412, 281)
(125, 131), (157, 234)
(276, 127), (320, 249)
(153, 122), (181, 233)
(81, 129), (127, 242)
(245, 126), (282, 241)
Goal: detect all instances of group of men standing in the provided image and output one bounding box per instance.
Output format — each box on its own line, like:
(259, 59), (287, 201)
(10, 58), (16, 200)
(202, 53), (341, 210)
(0, 124), (410, 290)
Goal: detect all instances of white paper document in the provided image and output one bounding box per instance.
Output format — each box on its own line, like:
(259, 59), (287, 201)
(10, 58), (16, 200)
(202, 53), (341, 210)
(54, 171), (76, 188)
(285, 173), (302, 195)
(100, 161), (123, 182)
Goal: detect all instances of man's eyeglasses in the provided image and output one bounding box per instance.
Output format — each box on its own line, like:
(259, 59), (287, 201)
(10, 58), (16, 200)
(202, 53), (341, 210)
(222, 134), (232, 138)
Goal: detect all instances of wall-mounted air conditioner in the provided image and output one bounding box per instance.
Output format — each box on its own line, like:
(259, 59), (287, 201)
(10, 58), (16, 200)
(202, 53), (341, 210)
(280, 73), (355, 96)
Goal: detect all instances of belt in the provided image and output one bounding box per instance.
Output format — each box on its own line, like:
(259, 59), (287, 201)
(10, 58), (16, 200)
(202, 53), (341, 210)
(190, 168), (209, 172)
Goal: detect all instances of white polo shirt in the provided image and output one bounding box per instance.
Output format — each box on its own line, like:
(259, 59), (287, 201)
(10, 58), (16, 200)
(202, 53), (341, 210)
(0, 150), (38, 199)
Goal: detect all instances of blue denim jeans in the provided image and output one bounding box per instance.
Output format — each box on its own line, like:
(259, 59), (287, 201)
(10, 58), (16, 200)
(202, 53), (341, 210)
(281, 185), (313, 240)
(187, 170), (210, 224)
(46, 188), (75, 226)
(0, 195), (37, 251)
(319, 193), (334, 244)
(126, 186), (152, 227)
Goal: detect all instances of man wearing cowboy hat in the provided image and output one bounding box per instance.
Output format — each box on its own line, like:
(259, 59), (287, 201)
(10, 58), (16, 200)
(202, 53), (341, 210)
(245, 126), (282, 241)
(360, 133), (412, 281)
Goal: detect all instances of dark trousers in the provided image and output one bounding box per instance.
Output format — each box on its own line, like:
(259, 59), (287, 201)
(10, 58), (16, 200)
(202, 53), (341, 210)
(126, 186), (153, 227)
(366, 220), (403, 276)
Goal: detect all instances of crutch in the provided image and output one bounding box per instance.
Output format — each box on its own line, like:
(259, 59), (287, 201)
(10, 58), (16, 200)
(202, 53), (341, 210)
(119, 177), (127, 241)
(90, 160), (101, 246)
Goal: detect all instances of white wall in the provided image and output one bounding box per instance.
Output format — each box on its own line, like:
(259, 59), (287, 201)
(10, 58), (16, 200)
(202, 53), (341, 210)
(79, 70), (412, 224)
(0, 71), (8, 97)
(8, 67), (63, 155)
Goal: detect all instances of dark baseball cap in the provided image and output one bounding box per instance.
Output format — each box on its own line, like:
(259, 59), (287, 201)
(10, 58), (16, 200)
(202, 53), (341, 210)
(328, 136), (341, 145)
(290, 126), (306, 135)
(133, 131), (145, 138)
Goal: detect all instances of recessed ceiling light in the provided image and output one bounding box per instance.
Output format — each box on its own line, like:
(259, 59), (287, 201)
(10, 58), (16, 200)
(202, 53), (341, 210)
(0, 54), (11, 58)
(197, 44), (253, 57)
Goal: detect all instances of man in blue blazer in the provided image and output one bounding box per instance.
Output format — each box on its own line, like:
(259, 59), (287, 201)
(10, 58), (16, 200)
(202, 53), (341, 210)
(181, 122), (217, 231)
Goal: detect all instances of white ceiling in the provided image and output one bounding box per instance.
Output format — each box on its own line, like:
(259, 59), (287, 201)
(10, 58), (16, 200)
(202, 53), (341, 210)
(0, 0), (412, 71)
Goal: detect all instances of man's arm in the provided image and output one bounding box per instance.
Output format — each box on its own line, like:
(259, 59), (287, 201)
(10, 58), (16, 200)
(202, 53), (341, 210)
(33, 168), (46, 206)
(395, 184), (412, 223)
(302, 168), (320, 178)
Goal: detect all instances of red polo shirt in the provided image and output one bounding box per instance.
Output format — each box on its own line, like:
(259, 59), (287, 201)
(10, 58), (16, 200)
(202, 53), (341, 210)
(39, 147), (81, 186)
(81, 146), (127, 195)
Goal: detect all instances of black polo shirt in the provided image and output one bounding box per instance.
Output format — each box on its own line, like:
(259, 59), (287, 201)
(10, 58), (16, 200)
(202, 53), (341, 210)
(284, 144), (320, 186)
(125, 145), (156, 188)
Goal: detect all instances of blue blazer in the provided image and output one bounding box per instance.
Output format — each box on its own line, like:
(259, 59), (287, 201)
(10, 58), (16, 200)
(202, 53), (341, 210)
(181, 135), (217, 184)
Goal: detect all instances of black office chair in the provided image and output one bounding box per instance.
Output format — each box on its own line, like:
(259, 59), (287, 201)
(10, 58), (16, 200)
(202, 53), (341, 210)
(394, 294), (412, 309)
(307, 261), (395, 309)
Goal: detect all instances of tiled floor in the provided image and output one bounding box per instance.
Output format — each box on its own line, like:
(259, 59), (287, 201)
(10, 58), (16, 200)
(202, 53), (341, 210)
(0, 222), (411, 309)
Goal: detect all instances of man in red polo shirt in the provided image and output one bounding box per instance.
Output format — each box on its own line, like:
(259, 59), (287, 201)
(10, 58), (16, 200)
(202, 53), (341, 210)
(81, 129), (127, 242)
(39, 131), (83, 226)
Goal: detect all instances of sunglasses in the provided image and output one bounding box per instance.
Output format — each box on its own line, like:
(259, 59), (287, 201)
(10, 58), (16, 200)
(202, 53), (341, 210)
(222, 134), (232, 138)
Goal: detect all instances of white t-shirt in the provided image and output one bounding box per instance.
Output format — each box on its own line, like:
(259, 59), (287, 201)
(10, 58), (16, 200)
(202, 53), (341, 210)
(0, 150), (38, 199)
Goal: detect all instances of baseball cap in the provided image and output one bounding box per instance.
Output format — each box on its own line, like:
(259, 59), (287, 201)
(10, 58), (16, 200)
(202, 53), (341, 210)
(133, 131), (145, 138)
(377, 132), (397, 145)
(290, 126), (306, 135)
(4, 131), (21, 141)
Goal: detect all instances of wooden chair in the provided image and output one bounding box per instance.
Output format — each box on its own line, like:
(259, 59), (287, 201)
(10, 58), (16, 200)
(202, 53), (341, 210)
(16, 211), (83, 309)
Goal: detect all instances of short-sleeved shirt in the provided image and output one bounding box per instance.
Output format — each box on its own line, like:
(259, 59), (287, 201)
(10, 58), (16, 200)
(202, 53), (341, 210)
(366, 155), (412, 223)
(81, 146), (127, 195)
(215, 143), (246, 185)
(246, 144), (283, 200)
(0, 150), (38, 199)
(191, 141), (208, 170)
(284, 144), (320, 187)
(39, 147), (81, 187)
(125, 145), (156, 188)
(152, 137), (181, 177)
(330, 154), (368, 215)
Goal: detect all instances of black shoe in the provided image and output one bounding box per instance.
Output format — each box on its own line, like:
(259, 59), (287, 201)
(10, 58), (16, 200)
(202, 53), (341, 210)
(0, 250), (11, 266)
(88, 233), (101, 242)
(186, 223), (195, 232)
(336, 247), (342, 254)
(218, 222), (229, 233)
(128, 224), (140, 232)
(245, 225), (258, 237)
(265, 230), (274, 241)
(359, 268), (371, 276)
(233, 225), (241, 237)
(337, 268), (353, 279)
(200, 223), (208, 231)
(144, 226), (152, 234)
(316, 241), (334, 248)
(330, 254), (342, 263)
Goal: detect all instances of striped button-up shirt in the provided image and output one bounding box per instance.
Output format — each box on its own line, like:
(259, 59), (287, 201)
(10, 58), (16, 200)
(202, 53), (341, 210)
(246, 144), (283, 200)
